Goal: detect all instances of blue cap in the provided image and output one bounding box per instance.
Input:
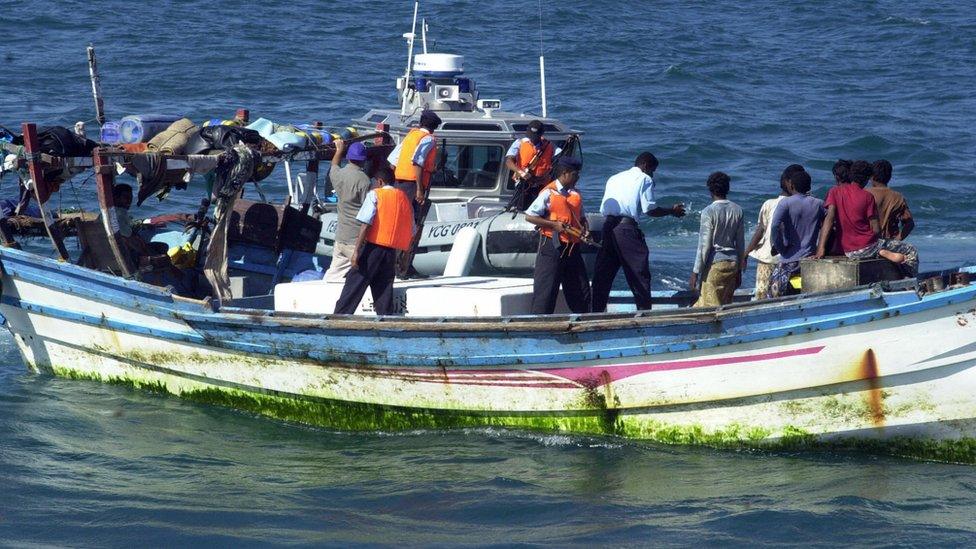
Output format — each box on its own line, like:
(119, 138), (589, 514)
(347, 142), (367, 162)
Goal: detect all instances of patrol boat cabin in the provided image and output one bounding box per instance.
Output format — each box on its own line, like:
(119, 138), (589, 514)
(315, 52), (595, 277)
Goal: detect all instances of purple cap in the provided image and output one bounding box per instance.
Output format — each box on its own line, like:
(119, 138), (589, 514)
(346, 142), (367, 162)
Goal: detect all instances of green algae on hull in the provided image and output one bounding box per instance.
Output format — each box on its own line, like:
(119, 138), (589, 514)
(46, 365), (976, 465)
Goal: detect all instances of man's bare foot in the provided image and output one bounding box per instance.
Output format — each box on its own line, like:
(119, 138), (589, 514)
(879, 249), (906, 264)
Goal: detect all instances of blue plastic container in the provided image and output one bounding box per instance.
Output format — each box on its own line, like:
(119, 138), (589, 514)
(119, 114), (183, 144)
(100, 121), (122, 144)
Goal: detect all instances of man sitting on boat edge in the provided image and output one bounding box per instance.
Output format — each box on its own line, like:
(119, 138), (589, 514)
(867, 159), (914, 242)
(815, 160), (919, 277)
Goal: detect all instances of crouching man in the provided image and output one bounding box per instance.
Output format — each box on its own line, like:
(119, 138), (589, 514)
(333, 167), (414, 316)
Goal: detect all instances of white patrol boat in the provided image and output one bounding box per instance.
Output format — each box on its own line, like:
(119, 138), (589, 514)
(314, 46), (601, 277)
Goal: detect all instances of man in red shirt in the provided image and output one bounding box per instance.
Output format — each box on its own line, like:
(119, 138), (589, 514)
(815, 160), (918, 276)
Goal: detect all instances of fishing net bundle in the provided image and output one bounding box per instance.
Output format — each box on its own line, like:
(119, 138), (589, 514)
(203, 144), (261, 301)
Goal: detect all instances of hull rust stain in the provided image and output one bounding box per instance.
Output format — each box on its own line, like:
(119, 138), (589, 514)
(861, 349), (885, 427)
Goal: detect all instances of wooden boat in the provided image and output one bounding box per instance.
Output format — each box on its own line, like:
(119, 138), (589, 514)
(2, 238), (975, 462)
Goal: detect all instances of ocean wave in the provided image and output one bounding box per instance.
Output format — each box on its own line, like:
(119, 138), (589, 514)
(663, 63), (700, 81)
(883, 15), (931, 26)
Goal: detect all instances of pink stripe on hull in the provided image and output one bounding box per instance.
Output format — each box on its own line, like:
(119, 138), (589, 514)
(537, 346), (826, 386)
(361, 346), (825, 389)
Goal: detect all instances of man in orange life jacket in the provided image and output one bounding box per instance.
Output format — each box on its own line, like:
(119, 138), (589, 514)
(505, 120), (554, 209)
(333, 167), (415, 316)
(387, 109), (442, 210)
(524, 156), (591, 314)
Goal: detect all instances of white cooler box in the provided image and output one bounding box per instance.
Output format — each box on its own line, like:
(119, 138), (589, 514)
(273, 276), (569, 317)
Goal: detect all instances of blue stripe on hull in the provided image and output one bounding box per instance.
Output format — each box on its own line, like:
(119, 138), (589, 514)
(3, 246), (976, 368)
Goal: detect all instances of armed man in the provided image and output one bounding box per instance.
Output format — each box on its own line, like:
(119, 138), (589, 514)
(505, 120), (554, 210)
(388, 109), (442, 211)
(387, 109), (442, 276)
(524, 156), (591, 315)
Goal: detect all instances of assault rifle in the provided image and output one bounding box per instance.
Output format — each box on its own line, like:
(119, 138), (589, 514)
(504, 140), (551, 216)
(561, 225), (601, 248)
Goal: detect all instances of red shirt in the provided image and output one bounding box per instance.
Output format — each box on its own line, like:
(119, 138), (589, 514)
(825, 184), (878, 253)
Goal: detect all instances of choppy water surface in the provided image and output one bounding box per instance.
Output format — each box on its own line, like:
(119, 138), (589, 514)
(1, 0), (976, 545)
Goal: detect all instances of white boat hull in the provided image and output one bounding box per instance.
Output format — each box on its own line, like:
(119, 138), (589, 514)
(2, 249), (976, 462)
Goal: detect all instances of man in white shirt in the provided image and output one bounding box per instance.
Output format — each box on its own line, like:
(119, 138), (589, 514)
(590, 152), (685, 312)
(743, 165), (801, 299)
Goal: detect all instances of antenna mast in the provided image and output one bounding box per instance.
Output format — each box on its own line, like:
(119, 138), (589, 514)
(537, 0), (547, 118)
(400, 1), (420, 115)
(422, 18), (429, 54)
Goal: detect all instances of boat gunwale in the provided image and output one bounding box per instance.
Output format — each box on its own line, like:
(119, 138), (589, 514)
(3, 245), (974, 336)
(222, 288), (883, 333)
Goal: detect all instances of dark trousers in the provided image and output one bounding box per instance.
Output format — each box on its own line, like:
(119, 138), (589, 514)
(393, 181), (430, 277)
(531, 236), (591, 314)
(591, 215), (653, 312)
(334, 242), (398, 315)
(394, 180), (424, 217)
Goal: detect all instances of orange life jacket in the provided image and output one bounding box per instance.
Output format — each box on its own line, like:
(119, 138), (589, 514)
(366, 186), (414, 251)
(393, 128), (438, 189)
(539, 181), (584, 244)
(517, 138), (553, 177)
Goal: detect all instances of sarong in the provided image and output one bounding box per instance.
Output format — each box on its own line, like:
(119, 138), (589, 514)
(846, 238), (919, 278)
(694, 260), (738, 308)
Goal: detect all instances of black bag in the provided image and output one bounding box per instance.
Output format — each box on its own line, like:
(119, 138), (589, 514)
(184, 125), (262, 154)
(13, 126), (97, 157)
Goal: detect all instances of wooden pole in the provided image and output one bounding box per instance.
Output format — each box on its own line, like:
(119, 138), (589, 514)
(93, 150), (133, 278)
(22, 123), (69, 260)
(87, 45), (106, 126)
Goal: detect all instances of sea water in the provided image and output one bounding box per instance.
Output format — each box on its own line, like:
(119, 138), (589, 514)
(1, 0), (975, 545)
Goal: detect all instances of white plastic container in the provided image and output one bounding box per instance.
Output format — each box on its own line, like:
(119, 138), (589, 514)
(413, 53), (464, 76)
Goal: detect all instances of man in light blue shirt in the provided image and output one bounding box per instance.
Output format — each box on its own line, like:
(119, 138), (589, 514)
(386, 110), (441, 208)
(591, 152), (686, 312)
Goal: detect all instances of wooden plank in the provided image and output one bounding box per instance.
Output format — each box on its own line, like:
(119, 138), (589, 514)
(93, 149), (133, 278)
(21, 123), (69, 260)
